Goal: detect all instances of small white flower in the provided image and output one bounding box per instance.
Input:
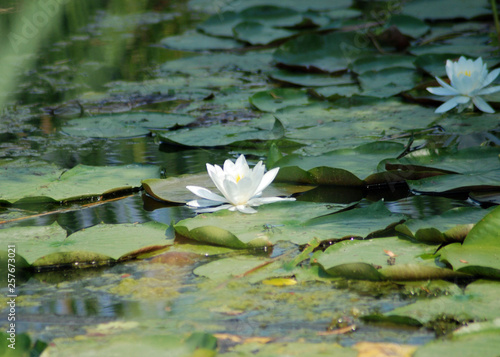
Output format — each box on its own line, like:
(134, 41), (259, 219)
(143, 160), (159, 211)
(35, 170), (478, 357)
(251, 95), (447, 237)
(186, 155), (295, 214)
(426, 56), (500, 113)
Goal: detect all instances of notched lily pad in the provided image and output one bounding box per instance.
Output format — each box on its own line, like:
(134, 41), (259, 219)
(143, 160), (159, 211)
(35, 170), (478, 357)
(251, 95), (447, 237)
(160, 31), (243, 51)
(439, 205), (500, 279)
(61, 113), (197, 138)
(0, 159), (159, 205)
(271, 141), (406, 186)
(395, 207), (494, 244)
(0, 221), (170, 267)
(315, 236), (465, 281)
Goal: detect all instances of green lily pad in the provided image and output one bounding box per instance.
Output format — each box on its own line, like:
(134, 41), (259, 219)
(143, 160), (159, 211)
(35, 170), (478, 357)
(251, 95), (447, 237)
(61, 113), (197, 138)
(198, 11), (242, 37)
(270, 70), (354, 87)
(409, 35), (494, 58)
(249, 88), (311, 112)
(383, 280), (500, 325)
(273, 32), (374, 73)
(160, 31), (243, 51)
(161, 51), (274, 74)
(174, 201), (345, 248)
(271, 141), (405, 186)
(312, 85), (361, 98)
(233, 21), (297, 45)
(407, 169), (500, 194)
(401, 0), (491, 20)
(386, 14), (430, 38)
(154, 118), (284, 147)
(0, 159), (159, 204)
(358, 68), (420, 98)
(395, 207), (494, 244)
(39, 331), (217, 357)
(223, 0), (353, 12)
(325, 8), (362, 20)
(351, 55), (416, 74)
(439, 205), (500, 279)
(0, 221), (170, 266)
(316, 236), (464, 281)
(386, 146), (500, 176)
(223, 341), (357, 357)
(415, 323), (500, 357)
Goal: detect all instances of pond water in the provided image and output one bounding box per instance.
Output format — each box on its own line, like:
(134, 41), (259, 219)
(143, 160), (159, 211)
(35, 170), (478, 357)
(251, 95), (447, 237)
(1, 0), (499, 355)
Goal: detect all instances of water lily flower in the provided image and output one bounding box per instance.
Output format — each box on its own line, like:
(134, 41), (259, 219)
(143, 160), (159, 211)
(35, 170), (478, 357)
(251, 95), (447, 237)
(186, 155), (295, 214)
(426, 56), (500, 113)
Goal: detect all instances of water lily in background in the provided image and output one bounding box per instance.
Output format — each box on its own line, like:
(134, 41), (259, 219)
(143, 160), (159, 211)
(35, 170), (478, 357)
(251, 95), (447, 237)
(426, 56), (500, 113)
(186, 155), (295, 214)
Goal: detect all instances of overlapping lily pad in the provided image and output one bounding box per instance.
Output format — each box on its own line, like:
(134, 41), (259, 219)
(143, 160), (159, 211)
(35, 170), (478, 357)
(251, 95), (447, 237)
(0, 221), (170, 267)
(401, 0), (491, 20)
(395, 207), (493, 244)
(439, 205), (500, 279)
(62, 113), (198, 138)
(0, 159), (159, 205)
(381, 280), (500, 325)
(154, 118), (284, 147)
(270, 141), (406, 186)
(273, 32), (375, 73)
(160, 31), (243, 51)
(174, 200), (404, 248)
(249, 88), (311, 112)
(315, 236), (466, 281)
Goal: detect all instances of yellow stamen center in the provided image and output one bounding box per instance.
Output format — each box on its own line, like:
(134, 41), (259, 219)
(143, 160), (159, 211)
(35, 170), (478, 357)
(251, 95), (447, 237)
(458, 70), (471, 77)
(236, 174), (242, 182)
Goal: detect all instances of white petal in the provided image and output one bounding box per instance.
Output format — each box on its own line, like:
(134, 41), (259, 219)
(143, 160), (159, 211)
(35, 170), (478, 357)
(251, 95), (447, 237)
(248, 196), (295, 206)
(482, 68), (500, 87)
(222, 178), (242, 205)
(435, 77), (458, 94)
(445, 60), (454, 81)
(186, 185), (227, 202)
(435, 97), (462, 113)
(426, 86), (457, 96)
(207, 164), (229, 198)
(235, 205), (257, 214)
(186, 198), (223, 208)
(477, 85), (500, 95)
(195, 204), (235, 213)
(255, 167), (280, 195)
(472, 96), (495, 113)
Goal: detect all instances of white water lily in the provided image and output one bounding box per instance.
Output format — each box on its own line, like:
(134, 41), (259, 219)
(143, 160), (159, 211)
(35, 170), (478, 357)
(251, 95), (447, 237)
(186, 155), (295, 214)
(426, 56), (500, 113)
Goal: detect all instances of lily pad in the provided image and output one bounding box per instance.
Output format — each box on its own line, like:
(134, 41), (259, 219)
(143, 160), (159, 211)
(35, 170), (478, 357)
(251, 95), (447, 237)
(439, 205), (500, 279)
(223, 0), (354, 12)
(174, 201), (345, 248)
(273, 32), (374, 73)
(386, 14), (430, 39)
(383, 280), (500, 325)
(154, 118), (284, 148)
(351, 55), (416, 74)
(401, 0), (491, 20)
(249, 88), (311, 112)
(271, 141), (406, 186)
(395, 207), (494, 244)
(160, 31), (243, 51)
(61, 113), (197, 138)
(269, 70), (354, 87)
(0, 159), (159, 204)
(358, 68), (420, 98)
(233, 21), (297, 45)
(316, 236), (464, 281)
(0, 221), (170, 266)
(161, 51), (274, 74)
